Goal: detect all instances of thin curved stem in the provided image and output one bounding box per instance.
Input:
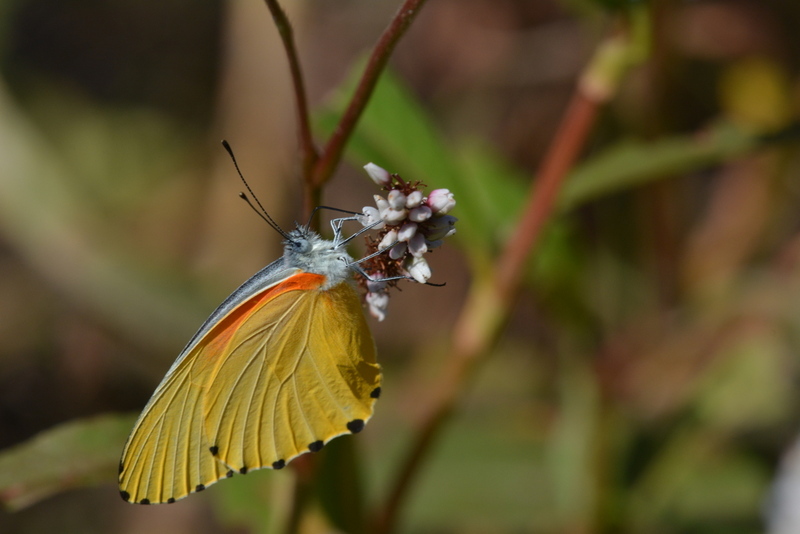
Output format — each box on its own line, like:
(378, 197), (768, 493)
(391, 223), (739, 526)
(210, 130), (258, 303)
(263, 0), (318, 183)
(371, 87), (601, 534)
(310, 0), (429, 188)
(369, 11), (651, 529)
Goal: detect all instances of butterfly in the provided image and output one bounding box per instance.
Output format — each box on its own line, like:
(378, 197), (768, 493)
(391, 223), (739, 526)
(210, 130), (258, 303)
(119, 148), (382, 505)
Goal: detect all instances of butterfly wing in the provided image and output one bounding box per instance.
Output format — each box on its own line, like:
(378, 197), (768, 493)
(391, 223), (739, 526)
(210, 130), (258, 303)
(203, 273), (381, 474)
(119, 260), (294, 504)
(119, 269), (380, 504)
(117, 344), (229, 504)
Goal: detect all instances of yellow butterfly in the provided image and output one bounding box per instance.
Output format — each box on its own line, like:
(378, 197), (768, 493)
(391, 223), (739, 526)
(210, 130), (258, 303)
(119, 217), (382, 504)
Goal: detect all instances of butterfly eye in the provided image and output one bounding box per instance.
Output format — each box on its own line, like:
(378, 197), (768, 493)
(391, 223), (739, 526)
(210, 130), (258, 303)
(291, 238), (311, 254)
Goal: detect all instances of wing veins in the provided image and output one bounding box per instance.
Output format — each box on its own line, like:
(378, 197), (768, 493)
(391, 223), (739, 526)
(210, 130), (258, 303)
(124, 364), (195, 501)
(266, 296), (315, 461)
(291, 308), (317, 437)
(207, 293), (306, 465)
(301, 298), (351, 419)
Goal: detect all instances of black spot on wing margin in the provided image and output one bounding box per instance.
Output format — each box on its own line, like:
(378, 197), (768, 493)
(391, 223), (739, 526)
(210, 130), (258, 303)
(347, 419), (365, 434)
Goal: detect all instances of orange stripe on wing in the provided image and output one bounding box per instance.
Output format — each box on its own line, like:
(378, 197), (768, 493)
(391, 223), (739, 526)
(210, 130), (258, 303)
(201, 272), (326, 358)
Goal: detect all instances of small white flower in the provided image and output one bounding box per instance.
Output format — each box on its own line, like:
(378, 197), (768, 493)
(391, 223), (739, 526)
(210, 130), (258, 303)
(397, 222), (417, 242)
(408, 233), (427, 257)
(358, 206), (384, 229)
(389, 242), (407, 260)
(409, 205), (432, 222)
(379, 229), (398, 250)
(356, 163), (457, 312)
(364, 163), (391, 186)
(425, 215), (458, 241)
(383, 208), (408, 225)
(387, 190), (407, 210)
(405, 256), (431, 283)
(426, 189), (456, 214)
(366, 291), (390, 322)
(405, 190), (424, 209)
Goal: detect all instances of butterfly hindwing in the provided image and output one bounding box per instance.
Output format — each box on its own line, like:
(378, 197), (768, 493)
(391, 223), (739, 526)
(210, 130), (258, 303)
(203, 273), (381, 473)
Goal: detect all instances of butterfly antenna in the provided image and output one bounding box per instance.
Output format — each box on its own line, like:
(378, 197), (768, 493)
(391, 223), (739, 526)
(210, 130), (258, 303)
(237, 192), (284, 232)
(222, 140), (290, 239)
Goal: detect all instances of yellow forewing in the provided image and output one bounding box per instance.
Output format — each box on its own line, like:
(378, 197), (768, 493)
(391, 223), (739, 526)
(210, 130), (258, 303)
(117, 348), (228, 504)
(119, 274), (380, 504)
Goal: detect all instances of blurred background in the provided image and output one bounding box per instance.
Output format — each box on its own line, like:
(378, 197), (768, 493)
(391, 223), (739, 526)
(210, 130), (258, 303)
(2, 0), (800, 533)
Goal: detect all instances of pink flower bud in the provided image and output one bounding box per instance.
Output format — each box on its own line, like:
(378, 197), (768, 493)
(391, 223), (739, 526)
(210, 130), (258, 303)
(374, 195), (389, 216)
(397, 222), (417, 242)
(383, 208), (408, 225)
(405, 190), (424, 208)
(387, 190), (407, 210)
(405, 256), (431, 283)
(379, 229), (398, 250)
(364, 163), (391, 186)
(426, 189), (456, 214)
(409, 205), (432, 222)
(358, 206), (384, 229)
(389, 242), (407, 260)
(408, 233), (427, 257)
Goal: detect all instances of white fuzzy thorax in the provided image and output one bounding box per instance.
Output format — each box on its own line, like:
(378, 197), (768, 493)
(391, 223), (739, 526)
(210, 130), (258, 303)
(282, 228), (354, 290)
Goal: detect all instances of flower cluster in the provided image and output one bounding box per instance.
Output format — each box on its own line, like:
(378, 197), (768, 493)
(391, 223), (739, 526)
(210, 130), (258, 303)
(357, 163), (457, 321)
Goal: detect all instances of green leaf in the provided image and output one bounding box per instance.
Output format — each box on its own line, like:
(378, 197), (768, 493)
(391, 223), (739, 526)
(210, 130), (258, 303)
(693, 328), (793, 431)
(317, 436), (366, 534)
(212, 467), (283, 534)
(559, 122), (757, 212)
(628, 429), (768, 529)
(0, 414), (136, 511)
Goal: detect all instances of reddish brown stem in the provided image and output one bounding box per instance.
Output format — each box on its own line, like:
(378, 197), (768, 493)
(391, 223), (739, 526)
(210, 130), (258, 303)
(310, 0), (429, 188)
(494, 91), (599, 303)
(263, 0), (318, 184)
(371, 88), (601, 534)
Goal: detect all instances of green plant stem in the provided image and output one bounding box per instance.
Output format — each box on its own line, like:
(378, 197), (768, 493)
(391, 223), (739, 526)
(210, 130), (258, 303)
(310, 0), (429, 190)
